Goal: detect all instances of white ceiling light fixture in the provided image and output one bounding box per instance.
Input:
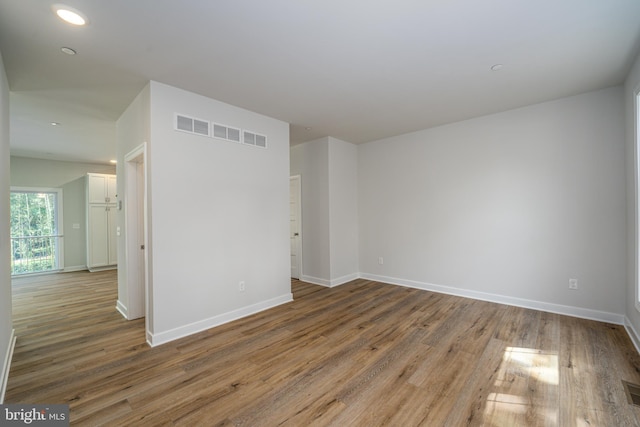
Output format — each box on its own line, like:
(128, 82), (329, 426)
(60, 47), (76, 55)
(490, 64), (504, 71)
(52, 4), (89, 26)
(50, 122), (60, 126)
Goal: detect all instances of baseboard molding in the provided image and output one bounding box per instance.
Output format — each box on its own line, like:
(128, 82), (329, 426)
(1, 329), (16, 404)
(299, 273), (359, 288)
(115, 300), (128, 319)
(148, 293), (293, 347)
(88, 265), (117, 273)
(63, 265), (87, 273)
(330, 273), (359, 287)
(360, 273), (625, 325)
(300, 275), (331, 287)
(625, 318), (640, 355)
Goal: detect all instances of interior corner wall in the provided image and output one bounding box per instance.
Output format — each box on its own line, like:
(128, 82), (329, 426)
(625, 50), (640, 334)
(328, 137), (359, 284)
(0, 51), (14, 403)
(290, 138), (331, 284)
(147, 81), (291, 343)
(9, 157), (116, 271)
(116, 83), (150, 322)
(290, 137), (359, 286)
(359, 86), (626, 318)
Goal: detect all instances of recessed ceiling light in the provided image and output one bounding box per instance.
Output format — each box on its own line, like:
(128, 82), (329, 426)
(60, 47), (76, 55)
(490, 64), (504, 71)
(109, 160), (117, 164)
(50, 122), (60, 126)
(52, 4), (88, 26)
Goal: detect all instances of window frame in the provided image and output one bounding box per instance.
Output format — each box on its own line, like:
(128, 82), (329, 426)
(10, 186), (64, 275)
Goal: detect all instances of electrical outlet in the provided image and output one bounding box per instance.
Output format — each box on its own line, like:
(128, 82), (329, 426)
(569, 278), (578, 290)
(378, 257), (384, 265)
(239, 281), (245, 292)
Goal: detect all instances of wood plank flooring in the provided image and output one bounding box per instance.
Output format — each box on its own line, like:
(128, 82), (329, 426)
(6, 270), (640, 425)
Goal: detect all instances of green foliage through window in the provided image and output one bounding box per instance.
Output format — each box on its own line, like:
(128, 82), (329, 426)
(10, 191), (60, 275)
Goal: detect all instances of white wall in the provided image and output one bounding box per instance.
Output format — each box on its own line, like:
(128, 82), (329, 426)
(359, 87), (626, 320)
(9, 157), (115, 187)
(0, 52), (14, 402)
(146, 81), (291, 344)
(625, 51), (640, 339)
(10, 157), (115, 270)
(328, 137), (359, 283)
(290, 137), (359, 286)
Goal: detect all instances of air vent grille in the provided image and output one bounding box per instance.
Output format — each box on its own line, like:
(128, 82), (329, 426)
(176, 115), (194, 132)
(175, 114), (210, 137)
(228, 127), (241, 142)
(213, 124), (227, 139)
(255, 134), (267, 148)
(244, 130), (267, 148)
(175, 113), (267, 149)
(244, 131), (255, 146)
(193, 119), (210, 136)
(213, 123), (242, 143)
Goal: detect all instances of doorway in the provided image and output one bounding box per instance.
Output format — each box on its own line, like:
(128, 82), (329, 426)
(124, 144), (148, 334)
(290, 175), (302, 279)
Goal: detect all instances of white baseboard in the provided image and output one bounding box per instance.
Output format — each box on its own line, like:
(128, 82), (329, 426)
(147, 293), (293, 347)
(625, 318), (640, 355)
(115, 300), (128, 319)
(300, 273), (359, 288)
(359, 273), (626, 325)
(1, 329), (16, 404)
(63, 265), (87, 273)
(330, 273), (359, 287)
(88, 265), (117, 273)
(300, 275), (331, 287)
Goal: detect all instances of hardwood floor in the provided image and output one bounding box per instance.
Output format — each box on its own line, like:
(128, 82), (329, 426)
(6, 270), (640, 426)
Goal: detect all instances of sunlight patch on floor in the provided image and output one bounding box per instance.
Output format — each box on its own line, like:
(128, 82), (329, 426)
(502, 346), (559, 386)
(483, 346), (559, 425)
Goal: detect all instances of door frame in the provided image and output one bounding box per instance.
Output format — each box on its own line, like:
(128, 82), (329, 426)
(124, 143), (149, 335)
(290, 175), (302, 279)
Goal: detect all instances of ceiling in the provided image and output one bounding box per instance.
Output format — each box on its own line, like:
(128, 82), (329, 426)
(1, 1), (640, 164)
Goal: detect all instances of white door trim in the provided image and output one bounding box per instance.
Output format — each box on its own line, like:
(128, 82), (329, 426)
(124, 143), (149, 339)
(290, 175), (302, 280)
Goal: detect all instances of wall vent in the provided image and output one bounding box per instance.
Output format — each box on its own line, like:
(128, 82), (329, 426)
(175, 113), (267, 149)
(244, 130), (267, 148)
(193, 119), (210, 136)
(176, 115), (193, 132)
(213, 123), (242, 143)
(623, 381), (640, 406)
(175, 114), (210, 137)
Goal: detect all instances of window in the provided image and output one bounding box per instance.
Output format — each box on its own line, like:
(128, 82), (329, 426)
(10, 187), (64, 275)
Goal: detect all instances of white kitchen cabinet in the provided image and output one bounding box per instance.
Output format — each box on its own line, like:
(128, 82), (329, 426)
(86, 173), (117, 271)
(87, 173), (117, 204)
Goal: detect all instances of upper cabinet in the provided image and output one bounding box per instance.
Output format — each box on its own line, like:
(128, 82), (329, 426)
(88, 173), (117, 204)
